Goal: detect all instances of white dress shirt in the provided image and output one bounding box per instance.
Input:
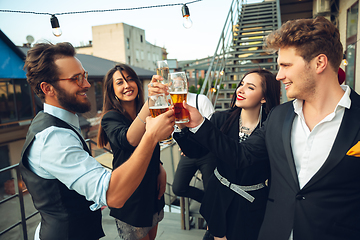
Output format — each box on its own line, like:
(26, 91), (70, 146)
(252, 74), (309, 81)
(187, 92), (215, 119)
(289, 85), (351, 239)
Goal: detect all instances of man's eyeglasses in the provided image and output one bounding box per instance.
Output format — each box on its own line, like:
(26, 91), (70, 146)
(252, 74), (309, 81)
(58, 71), (89, 87)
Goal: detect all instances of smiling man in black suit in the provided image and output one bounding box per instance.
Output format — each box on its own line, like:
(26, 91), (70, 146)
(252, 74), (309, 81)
(176, 16), (360, 240)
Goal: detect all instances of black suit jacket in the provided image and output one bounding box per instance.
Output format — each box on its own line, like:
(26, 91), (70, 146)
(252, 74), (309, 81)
(190, 89), (360, 240)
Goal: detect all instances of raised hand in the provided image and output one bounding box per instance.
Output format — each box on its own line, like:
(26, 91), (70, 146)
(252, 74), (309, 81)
(148, 75), (169, 96)
(146, 109), (175, 142)
(181, 101), (204, 128)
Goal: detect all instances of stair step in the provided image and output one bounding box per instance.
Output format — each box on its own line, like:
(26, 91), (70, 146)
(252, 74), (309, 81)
(239, 18), (277, 25)
(238, 22), (277, 29)
(226, 62), (277, 68)
(234, 32), (273, 40)
(240, 12), (277, 20)
(242, 2), (276, 9)
(232, 43), (264, 50)
(237, 27), (275, 34)
(227, 53), (277, 60)
(229, 47), (269, 52)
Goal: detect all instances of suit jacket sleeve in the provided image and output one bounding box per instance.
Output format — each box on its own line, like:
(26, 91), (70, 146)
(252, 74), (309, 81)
(173, 127), (209, 158)
(101, 111), (135, 151)
(192, 114), (269, 169)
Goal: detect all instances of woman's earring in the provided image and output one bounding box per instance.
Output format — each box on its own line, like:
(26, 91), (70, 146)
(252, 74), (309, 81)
(115, 95), (120, 102)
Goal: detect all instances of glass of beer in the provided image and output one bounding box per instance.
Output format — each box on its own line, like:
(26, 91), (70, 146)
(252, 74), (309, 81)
(168, 72), (189, 123)
(148, 93), (173, 146)
(156, 60), (170, 85)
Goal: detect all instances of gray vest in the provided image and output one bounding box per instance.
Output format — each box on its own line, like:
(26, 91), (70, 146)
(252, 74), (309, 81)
(20, 111), (104, 240)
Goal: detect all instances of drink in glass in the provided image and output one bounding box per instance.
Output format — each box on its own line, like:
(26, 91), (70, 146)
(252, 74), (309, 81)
(149, 106), (169, 118)
(156, 60), (170, 85)
(168, 72), (190, 123)
(148, 93), (173, 146)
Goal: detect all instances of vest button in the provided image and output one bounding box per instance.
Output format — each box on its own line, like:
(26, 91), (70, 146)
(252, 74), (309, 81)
(296, 195), (305, 200)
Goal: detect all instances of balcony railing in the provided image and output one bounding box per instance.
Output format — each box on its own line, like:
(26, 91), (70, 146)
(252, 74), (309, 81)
(0, 138), (179, 239)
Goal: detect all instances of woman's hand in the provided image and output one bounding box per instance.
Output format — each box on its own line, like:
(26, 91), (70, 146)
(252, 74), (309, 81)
(148, 75), (169, 96)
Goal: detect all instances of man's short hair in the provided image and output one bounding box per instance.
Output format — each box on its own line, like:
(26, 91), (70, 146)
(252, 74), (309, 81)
(24, 42), (76, 100)
(264, 16), (343, 72)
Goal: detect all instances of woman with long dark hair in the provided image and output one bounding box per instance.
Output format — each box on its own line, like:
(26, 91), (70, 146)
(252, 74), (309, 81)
(174, 69), (280, 240)
(98, 63), (166, 240)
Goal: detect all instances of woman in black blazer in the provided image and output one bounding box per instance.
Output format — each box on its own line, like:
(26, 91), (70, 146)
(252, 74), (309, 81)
(174, 69), (280, 240)
(97, 64), (166, 240)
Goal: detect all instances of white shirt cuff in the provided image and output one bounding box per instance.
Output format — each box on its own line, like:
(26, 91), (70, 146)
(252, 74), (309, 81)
(189, 117), (205, 133)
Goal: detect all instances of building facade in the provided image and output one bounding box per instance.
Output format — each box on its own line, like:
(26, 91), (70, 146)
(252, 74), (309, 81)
(76, 23), (166, 71)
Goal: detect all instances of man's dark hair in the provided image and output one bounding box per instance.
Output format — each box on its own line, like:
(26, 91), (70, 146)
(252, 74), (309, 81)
(24, 42), (76, 100)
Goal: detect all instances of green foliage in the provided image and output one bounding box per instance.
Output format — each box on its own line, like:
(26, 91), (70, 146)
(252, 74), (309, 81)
(189, 85), (196, 93)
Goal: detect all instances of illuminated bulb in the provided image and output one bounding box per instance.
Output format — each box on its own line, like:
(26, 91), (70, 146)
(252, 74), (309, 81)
(182, 4), (193, 29)
(343, 59), (348, 66)
(50, 15), (62, 37)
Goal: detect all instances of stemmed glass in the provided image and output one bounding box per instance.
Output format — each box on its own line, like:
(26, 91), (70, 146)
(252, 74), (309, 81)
(148, 93), (173, 146)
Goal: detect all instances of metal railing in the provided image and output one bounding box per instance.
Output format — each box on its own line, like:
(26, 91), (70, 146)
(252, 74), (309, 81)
(0, 164), (37, 240)
(0, 138), (179, 239)
(201, 0), (287, 106)
(200, 0), (244, 104)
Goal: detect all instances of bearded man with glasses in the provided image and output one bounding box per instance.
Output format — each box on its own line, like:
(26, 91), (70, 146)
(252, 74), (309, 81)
(20, 42), (175, 240)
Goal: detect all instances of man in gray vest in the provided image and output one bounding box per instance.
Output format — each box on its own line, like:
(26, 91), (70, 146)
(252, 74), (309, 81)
(20, 42), (175, 240)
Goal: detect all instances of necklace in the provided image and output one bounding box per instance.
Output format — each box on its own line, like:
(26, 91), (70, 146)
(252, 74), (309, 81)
(239, 116), (259, 143)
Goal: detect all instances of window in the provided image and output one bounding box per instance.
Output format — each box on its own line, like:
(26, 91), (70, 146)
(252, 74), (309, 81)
(141, 50), (144, 60)
(126, 38), (130, 49)
(345, 2), (358, 89)
(347, 3), (358, 38)
(136, 50), (140, 62)
(128, 56), (131, 64)
(140, 35), (143, 43)
(0, 79), (33, 124)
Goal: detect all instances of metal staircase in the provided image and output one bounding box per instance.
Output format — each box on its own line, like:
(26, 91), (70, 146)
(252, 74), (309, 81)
(201, 0), (285, 110)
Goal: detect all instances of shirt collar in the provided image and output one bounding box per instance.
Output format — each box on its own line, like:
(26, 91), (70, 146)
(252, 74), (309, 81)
(44, 103), (80, 130)
(293, 85), (351, 115)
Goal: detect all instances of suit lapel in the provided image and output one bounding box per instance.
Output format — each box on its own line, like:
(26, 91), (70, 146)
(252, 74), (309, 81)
(304, 90), (360, 189)
(282, 105), (300, 189)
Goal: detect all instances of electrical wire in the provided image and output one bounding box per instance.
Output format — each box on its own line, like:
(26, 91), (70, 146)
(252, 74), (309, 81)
(0, 0), (202, 16)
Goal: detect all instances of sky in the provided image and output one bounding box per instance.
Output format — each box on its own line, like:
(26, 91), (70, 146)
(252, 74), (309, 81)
(0, 0), (261, 61)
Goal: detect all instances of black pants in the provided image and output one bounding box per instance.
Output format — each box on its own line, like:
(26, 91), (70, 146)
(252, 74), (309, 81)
(172, 153), (216, 203)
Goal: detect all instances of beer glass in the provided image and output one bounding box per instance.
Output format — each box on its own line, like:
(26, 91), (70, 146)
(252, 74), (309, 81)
(168, 72), (189, 123)
(148, 93), (173, 146)
(156, 60), (170, 84)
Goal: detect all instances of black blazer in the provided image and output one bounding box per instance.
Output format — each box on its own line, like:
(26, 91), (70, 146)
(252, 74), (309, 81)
(175, 109), (269, 240)
(188, 89), (360, 240)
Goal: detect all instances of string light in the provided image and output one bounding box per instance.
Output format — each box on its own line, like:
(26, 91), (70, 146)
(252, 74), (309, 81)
(1, 0), (201, 34)
(342, 52), (348, 66)
(50, 15), (62, 37)
(181, 4), (193, 29)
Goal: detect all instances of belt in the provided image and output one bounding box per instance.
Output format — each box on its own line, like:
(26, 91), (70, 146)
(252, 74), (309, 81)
(214, 168), (265, 203)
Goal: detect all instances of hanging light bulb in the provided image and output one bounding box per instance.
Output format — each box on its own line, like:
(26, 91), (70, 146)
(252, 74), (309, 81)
(342, 53), (348, 66)
(50, 15), (62, 37)
(181, 4), (193, 29)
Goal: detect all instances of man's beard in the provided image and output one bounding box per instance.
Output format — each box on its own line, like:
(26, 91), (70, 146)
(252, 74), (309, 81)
(55, 86), (91, 113)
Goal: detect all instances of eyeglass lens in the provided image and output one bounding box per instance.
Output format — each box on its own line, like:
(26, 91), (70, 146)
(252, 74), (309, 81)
(77, 72), (88, 86)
